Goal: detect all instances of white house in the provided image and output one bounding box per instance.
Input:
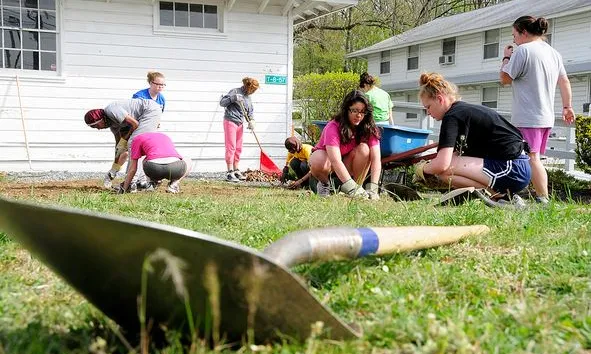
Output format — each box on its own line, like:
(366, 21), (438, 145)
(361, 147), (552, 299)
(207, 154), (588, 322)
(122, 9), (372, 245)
(0, 0), (358, 172)
(348, 0), (591, 126)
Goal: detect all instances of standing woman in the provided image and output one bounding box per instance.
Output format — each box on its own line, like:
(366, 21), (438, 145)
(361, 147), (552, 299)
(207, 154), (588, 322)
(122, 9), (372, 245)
(219, 77), (259, 183)
(359, 72), (394, 125)
(310, 90), (382, 199)
(133, 71), (167, 112)
(500, 15), (575, 204)
(414, 73), (531, 199)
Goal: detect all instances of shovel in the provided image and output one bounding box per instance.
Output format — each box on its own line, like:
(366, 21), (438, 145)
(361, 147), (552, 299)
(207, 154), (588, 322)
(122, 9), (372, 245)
(0, 197), (489, 343)
(238, 101), (281, 175)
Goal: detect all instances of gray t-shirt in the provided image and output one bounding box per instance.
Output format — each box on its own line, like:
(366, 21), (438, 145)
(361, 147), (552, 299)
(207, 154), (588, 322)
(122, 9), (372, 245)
(104, 98), (161, 142)
(502, 40), (566, 128)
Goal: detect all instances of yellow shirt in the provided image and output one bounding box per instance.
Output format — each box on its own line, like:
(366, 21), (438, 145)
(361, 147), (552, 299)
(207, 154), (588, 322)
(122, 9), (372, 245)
(285, 144), (312, 165)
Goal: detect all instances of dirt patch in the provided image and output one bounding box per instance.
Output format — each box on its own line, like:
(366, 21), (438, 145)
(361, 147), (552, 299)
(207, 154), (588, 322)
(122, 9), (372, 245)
(0, 178), (281, 200)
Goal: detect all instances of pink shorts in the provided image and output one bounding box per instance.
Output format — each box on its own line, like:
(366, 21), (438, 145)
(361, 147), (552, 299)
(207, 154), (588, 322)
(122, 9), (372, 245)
(519, 127), (551, 154)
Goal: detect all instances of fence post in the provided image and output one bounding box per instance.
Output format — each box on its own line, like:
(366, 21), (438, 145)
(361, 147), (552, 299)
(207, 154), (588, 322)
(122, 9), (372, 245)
(565, 125), (575, 171)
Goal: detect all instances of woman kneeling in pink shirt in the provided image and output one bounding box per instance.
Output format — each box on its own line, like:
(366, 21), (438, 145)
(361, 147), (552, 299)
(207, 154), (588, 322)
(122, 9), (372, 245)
(119, 132), (189, 194)
(310, 90), (382, 199)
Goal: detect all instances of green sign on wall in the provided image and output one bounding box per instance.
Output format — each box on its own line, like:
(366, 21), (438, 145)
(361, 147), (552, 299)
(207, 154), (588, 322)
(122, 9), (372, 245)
(265, 74), (287, 85)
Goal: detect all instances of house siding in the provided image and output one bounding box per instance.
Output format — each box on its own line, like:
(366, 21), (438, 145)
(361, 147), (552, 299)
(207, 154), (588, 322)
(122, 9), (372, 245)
(372, 10), (591, 127)
(0, 0), (291, 172)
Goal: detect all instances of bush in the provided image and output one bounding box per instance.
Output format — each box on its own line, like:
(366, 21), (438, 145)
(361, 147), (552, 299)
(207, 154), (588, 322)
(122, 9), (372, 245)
(293, 72), (361, 142)
(575, 114), (591, 174)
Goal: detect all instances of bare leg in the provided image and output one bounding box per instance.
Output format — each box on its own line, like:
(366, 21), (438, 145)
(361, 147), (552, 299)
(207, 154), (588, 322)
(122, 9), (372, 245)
(437, 155), (490, 189)
(343, 143), (371, 183)
(309, 150), (331, 183)
(528, 152), (548, 197)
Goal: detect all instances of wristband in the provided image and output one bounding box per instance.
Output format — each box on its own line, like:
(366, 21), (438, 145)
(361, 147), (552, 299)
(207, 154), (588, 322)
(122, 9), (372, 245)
(563, 106), (572, 109)
(502, 56), (511, 61)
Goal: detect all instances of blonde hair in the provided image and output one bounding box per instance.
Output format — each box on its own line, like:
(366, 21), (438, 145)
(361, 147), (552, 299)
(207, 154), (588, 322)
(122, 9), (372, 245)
(147, 71), (165, 84)
(418, 72), (459, 100)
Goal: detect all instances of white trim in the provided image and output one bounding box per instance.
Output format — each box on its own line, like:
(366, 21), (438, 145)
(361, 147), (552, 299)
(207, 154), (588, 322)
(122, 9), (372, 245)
(152, 0), (227, 39)
(0, 73), (66, 84)
(286, 9), (294, 138)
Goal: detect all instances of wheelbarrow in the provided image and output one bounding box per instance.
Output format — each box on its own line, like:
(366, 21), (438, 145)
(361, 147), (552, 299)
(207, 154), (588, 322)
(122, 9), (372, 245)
(0, 197), (489, 343)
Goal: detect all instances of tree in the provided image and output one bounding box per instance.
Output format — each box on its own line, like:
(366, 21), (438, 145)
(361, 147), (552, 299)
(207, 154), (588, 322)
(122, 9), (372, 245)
(293, 0), (511, 75)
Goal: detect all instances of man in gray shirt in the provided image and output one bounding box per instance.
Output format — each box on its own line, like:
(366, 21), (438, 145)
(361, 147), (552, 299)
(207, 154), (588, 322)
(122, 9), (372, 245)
(84, 98), (162, 190)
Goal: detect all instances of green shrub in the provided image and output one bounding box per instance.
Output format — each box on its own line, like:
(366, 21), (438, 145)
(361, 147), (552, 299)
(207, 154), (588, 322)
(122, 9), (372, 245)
(575, 114), (591, 174)
(293, 72), (360, 142)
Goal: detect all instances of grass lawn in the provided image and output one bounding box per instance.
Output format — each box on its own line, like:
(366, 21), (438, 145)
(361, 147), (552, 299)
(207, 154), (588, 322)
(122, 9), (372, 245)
(0, 178), (590, 353)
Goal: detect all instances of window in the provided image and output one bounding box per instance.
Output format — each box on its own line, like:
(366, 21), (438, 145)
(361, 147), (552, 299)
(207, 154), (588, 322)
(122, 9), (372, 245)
(483, 29), (499, 59)
(544, 19), (553, 46)
(380, 50), (390, 74)
(442, 38), (455, 55)
(407, 45), (418, 71)
(406, 93), (418, 120)
(482, 87), (498, 109)
(1, 0), (57, 71)
(160, 2), (218, 29)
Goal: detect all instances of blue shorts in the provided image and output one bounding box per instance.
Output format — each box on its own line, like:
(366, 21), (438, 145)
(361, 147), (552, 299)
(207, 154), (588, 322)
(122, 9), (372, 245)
(483, 155), (531, 194)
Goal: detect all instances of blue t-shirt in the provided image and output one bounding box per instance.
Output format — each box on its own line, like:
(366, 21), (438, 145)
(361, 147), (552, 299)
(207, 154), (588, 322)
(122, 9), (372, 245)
(132, 88), (166, 112)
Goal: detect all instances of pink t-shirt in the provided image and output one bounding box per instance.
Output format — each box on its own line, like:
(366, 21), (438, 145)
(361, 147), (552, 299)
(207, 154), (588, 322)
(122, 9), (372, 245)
(130, 132), (182, 161)
(314, 120), (379, 156)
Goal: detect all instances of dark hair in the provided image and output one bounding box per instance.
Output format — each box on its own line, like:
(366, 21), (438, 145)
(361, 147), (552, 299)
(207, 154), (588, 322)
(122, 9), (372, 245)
(284, 137), (301, 152)
(359, 72), (376, 88)
(332, 90), (380, 145)
(513, 16), (548, 36)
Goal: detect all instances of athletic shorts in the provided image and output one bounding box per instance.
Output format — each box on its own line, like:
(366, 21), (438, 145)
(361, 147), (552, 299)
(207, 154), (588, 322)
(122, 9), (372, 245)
(143, 159), (187, 182)
(519, 127), (551, 154)
(483, 154), (531, 194)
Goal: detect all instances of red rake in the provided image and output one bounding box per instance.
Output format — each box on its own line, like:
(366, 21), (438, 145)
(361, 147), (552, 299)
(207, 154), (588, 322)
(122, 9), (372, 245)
(238, 101), (282, 175)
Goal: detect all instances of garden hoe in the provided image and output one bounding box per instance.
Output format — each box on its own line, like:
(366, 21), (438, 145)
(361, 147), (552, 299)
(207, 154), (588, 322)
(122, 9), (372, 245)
(0, 197), (489, 343)
(238, 101), (281, 175)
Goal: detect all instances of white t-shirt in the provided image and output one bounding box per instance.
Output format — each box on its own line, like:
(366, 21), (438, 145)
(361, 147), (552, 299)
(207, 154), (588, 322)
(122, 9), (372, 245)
(502, 40), (566, 128)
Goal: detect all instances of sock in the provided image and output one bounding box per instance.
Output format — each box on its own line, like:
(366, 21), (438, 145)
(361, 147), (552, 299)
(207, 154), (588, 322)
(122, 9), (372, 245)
(110, 163), (122, 174)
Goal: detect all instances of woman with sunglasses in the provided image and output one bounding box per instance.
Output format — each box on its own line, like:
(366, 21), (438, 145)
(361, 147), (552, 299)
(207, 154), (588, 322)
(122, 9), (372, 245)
(309, 90), (382, 199)
(133, 71), (167, 112)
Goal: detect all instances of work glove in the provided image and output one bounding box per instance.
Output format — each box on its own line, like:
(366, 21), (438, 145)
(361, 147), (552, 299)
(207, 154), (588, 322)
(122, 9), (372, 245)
(340, 179), (369, 199)
(247, 120), (255, 131)
(412, 160), (429, 183)
(234, 94), (244, 103)
(280, 166), (289, 183)
(365, 182), (380, 200)
(115, 138), (128, 159)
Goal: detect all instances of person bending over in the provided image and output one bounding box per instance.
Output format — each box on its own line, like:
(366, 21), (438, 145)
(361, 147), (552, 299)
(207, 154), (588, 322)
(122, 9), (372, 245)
(281, 137), (313, 189)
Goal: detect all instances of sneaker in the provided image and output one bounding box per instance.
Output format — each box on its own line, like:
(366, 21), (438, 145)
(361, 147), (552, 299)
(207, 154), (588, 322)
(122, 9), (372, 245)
(316, 181), (331, 197)
(497, 194), (526, 209)
(103, 171), (115, 189)
(144, 181), (157, 192)
(136, 181), (149, 191)
(534, 196), (549, 205)
(129, 182), (138, 193)
(233, 169), (246, 181)
(166, 181), (180, 194)
(226, 172), (239, 183)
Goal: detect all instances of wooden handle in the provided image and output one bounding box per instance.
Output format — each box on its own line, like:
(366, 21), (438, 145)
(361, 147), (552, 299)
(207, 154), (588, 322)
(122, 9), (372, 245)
(371, 225), (489, 255)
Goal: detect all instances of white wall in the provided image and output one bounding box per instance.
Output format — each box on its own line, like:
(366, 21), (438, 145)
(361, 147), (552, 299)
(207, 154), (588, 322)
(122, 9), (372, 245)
(0, 0), (292, 172)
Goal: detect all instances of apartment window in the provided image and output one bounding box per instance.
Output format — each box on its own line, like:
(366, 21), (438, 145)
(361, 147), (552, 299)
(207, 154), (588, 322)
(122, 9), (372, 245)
(380, 50), (390, 74)
(160, 1), (217, 28)
(483, 29), (499, 59)
(544, 19), (553, 46)
(439, 38), (456, 65)
(407, 45), (418, 71)
(1, 0), (57, 71)
(406, 93), (418, 120)
(482, 87), (498, 109)
(442, 38), (455, 55)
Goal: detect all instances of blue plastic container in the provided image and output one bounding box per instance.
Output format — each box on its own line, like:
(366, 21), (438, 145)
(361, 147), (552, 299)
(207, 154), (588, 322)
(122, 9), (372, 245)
(380, 125), (432, 156)
(311, 121), (431, 157)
